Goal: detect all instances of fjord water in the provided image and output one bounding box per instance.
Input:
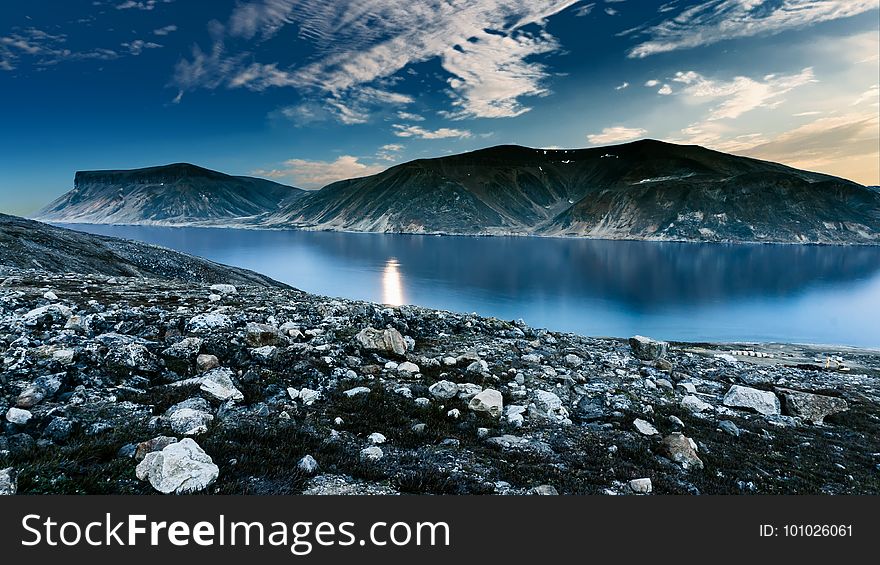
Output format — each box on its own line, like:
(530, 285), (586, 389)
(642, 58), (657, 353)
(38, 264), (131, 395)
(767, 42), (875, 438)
(60, 224), (880, 347)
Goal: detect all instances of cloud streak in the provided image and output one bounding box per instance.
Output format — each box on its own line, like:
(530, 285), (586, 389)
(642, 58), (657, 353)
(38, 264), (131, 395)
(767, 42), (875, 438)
(629, 0), (879, 58)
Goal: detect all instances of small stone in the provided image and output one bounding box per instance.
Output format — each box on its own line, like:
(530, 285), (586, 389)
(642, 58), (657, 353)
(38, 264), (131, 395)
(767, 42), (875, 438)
(564, 354), (583, 367)
(628, 478), (653, 494)
(298, 455), (318, 474)
(343, 386), (371, 397)
(681, 395), (711, 413)
(447, 408), (461, 419)
(414, 397), (430, 408)
(43, 290), (59, 300)
(245, 322), (287, 347)
(718, 420), (740, 436)
(367, 432), (386, 444)
(186, 313), (232, 334)
(429, 380), (459, 399)
(477, 427), (489, 439)
(441, 356), (457, 366)
(412, 423), (427, 434)
(5, 407), (32, 425)
(43, 417), (73, 442)
(196, 354), (219, 372)
(529, 485), (559, 495)
(677, 382), (697, 395)
(661, 432), (704, 471)
(168, 408), (214, 436)
(633, 418), (659, 436)
(668, 415), (685, 429)
(287, 387), (300, 400)
(0, 468), (16, 495)
(466, 360), (489, 375)
(199, 367), (244, 402)
(397, 361), (420, 374)
(209, 284), (237, 295)
(456, 383), (482, 400)
(299, 388), (321, 406)
(360, 446), (384, 462)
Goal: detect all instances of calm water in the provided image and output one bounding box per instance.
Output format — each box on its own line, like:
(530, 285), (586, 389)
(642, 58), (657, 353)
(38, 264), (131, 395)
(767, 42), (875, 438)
(59, 224), (880, 347)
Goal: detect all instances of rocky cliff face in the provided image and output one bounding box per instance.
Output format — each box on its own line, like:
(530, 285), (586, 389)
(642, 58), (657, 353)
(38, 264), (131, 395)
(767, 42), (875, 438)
(34, 163), (305, 226)
(0, 214), (286, 287)
(265, 140), (880, 244)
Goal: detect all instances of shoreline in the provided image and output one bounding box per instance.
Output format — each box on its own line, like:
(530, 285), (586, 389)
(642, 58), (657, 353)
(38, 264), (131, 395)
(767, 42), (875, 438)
(1, 268), (878, 495)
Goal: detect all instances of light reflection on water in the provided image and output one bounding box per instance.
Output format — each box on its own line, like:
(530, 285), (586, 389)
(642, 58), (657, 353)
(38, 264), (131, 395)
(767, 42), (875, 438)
(57, 224), (880, 347)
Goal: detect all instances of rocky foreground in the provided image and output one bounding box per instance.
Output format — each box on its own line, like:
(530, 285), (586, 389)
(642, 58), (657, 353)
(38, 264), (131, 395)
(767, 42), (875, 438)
(1, 267), (878, 496)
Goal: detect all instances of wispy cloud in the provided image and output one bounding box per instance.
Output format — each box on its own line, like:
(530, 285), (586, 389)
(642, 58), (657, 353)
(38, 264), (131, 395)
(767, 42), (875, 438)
(615, 81), (629, 90)
(121, 39), (162, 56)
(153, 25), (178, 36)
(175, 0), (579, 121)
(629, 0), (879, 58)
(253, 155), (388, 188)
(116, 0), (174, 10)
(0, 27), (118, 71)
(673, 67), (816, 120)
(586, 126), (647, 145)
(392, 124), (472, 139)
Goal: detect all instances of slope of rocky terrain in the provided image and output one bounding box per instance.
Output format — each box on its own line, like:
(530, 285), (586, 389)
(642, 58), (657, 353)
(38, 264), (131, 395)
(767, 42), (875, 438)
(264, 140), (880, 244)
(0, 214), (285, 287)
(33, 163), (305, 226)
(1, 268), (877, 495)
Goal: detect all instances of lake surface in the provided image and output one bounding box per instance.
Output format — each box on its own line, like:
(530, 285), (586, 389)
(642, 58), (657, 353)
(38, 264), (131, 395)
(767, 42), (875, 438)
(59, 224), (880, 347)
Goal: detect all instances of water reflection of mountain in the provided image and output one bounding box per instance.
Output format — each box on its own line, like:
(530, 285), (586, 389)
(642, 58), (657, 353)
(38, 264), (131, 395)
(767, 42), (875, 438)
(279, 231), (880, 310)
(59, 225), (880, 312)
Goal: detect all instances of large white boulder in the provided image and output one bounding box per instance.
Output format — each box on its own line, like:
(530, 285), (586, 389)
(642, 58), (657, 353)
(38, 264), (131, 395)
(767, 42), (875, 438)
(722, 385), (780, 416)
(468, 389), (503, 418)
(135, 438), (219, 494)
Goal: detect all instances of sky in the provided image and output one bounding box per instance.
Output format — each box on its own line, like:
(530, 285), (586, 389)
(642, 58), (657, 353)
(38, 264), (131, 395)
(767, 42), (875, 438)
(1, 0), (878, 215)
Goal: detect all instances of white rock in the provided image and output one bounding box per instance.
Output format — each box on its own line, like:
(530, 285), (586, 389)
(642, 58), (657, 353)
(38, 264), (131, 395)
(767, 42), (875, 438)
(5, 407), (32, 425)
(343, 386), (371, 397)
(681, 395), (712, 413)
(367, 432), (387, 444)
(287, 387), (300, 400)
(722, 385), (781, 416)
(414, 397), (430, 408)
(168, 408), (214, 436)
(298, 455), (318, 474)
(633, 418), (659, 436)
(628, 478), (652, 494)
(135, 438), (219, 494)
(360, 446), (384, 462)
(456, 383), (483, 400)
(564, 354), (583, 367)
(468, 389), (503, 418)
(250, 345), (277, 361)
(447, 408), (461, 419)
(429, 380), (459, 399)
(186, 313), (233, 334)
(43, 291), (58, 300)
(397, 361), (420, 374)
(199, 367), (244, 402)
(23, 304), (72, 323)
(209, 284), (238, 295)
(384, 361), (399, 370)
(299, 388), (321, 405)
(0, 467), (15, 495)
(441, 356), (457, 366)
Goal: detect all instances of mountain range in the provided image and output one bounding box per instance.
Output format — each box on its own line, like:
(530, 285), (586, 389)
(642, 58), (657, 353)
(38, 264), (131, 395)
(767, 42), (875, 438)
(34, 163), (305, 225)
(33, 140), (880, 244)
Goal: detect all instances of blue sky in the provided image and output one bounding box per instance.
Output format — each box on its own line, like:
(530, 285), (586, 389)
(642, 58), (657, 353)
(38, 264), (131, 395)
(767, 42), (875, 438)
(1, 0), (878, 215)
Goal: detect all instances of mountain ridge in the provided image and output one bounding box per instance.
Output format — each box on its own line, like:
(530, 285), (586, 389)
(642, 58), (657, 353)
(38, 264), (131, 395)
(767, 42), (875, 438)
(33, 140), (880, 244)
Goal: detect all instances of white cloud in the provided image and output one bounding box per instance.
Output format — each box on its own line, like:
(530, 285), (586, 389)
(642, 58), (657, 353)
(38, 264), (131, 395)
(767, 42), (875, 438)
(604, 8), (618, 16)
(574, 3), (595, 16)
(615, 81), (629, 90)
(644, 79), (659, 87)
(381, 143), (404, 151)
(116, 0), (173, 10)
(673, 67), (816, 120)
(392, 124), (472, 139)
(377, 143), (404, 161)
(657, 84), (672, 95)
(0, 27), (119, 71)
(121, 40), (162, 56)
(586, 126), (647, 145)
(177, 0), (579, 120)
(271, 87), (414, 126)
(153, 25), (178, 36)
(254, 155), (388, 188)
(629, 0), (880, 58)
(397, 111), (425, 121)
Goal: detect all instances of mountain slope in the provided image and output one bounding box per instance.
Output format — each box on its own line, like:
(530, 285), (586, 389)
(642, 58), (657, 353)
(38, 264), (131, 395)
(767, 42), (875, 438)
(265, 140), (880, 244)
(33, 163), (305, 225)
(0, 214), (287, 287)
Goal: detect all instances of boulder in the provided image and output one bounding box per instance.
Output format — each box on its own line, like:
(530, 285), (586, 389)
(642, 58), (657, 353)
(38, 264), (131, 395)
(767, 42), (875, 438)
(468, 389), (503, 418)
(209, 284), (237, 295)
(629, 335), (668, 361)
(397, 361), (420, 374)
(722, 385), (780, 416)
(244, 322), (287, 347)
(298, 455), (318, 474)
(777, 388), (848, 424)
(343, 386), (371, 398)
(135, 438), (219, 494)
(428, 380), (459, 400)
(5, 407), (32, 425)
(628, 478), (653, 494)
(360, 446), (384, 462)
(530, 390), (569, 423)
(633, 418), (659, 436)
(199, 367), (244, 402)
(186, 313), (233, 335)
(661, 432), (704, 471)
(168, 408), (214, 436)
(681, 395), (712, 413)
(355, 327), (407, 356)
